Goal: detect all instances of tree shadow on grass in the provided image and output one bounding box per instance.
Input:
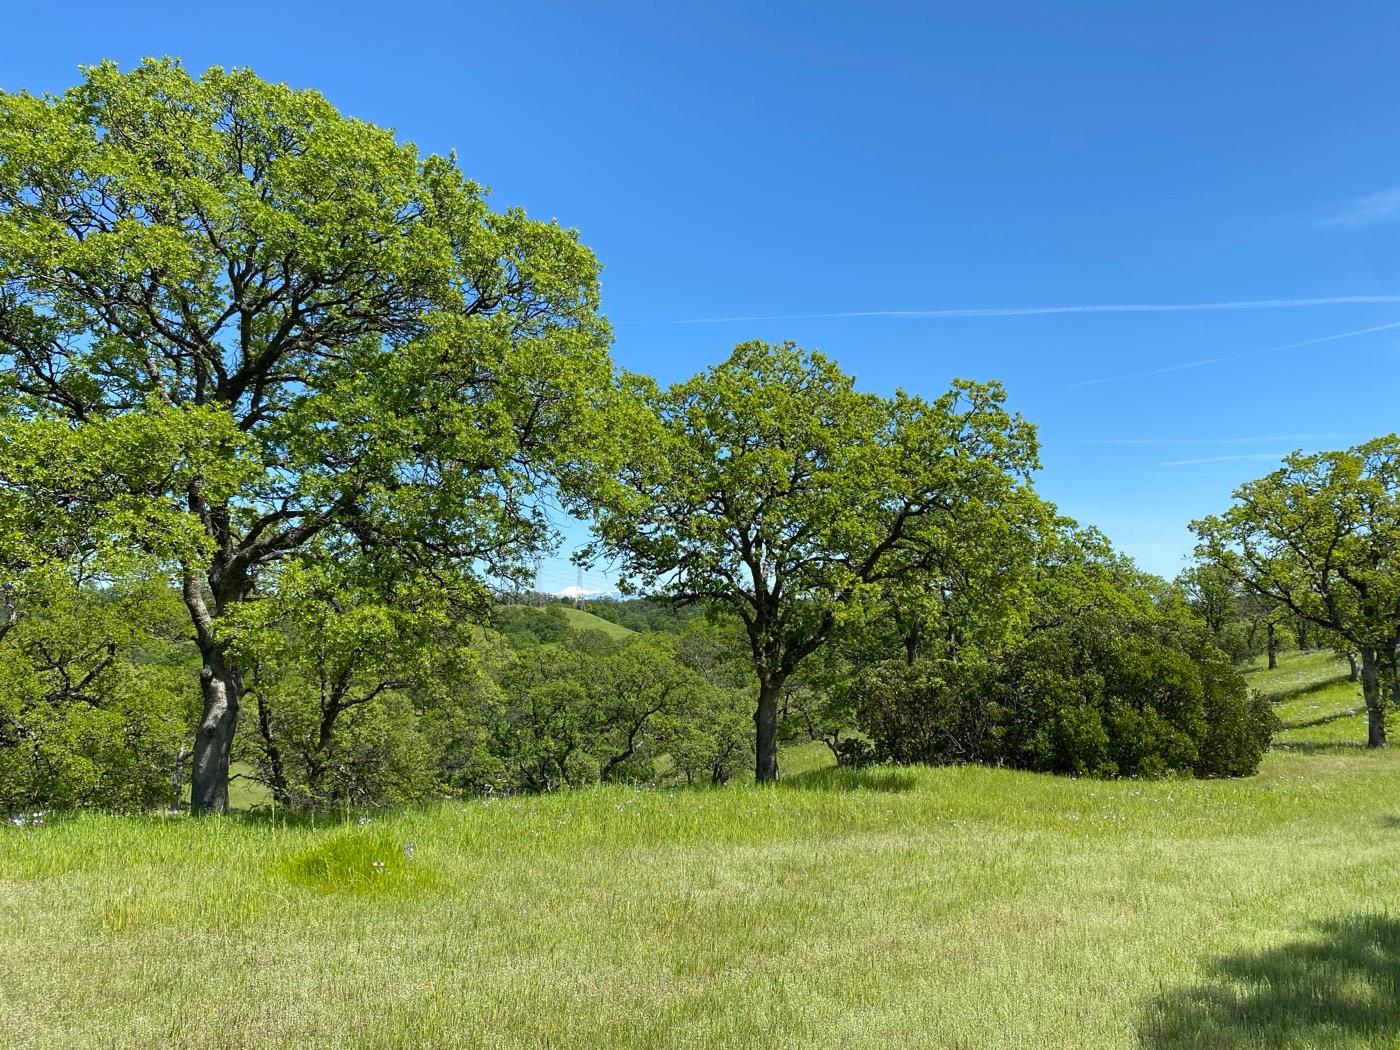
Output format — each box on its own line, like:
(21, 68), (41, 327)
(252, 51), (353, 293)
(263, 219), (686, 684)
(1271, 740), (1371, 755)
(1138, 916), (1400, 1049)
(779, 766), (919, 794)
(1281, 707), (1366, 732)
(1262, 674), (1358, 701)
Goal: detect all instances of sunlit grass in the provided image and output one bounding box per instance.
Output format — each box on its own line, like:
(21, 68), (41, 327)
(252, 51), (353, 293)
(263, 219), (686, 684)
(1246, 650), (1395, 750)
(556, 606), (636, 639)
(2, 655), (1398, 1048)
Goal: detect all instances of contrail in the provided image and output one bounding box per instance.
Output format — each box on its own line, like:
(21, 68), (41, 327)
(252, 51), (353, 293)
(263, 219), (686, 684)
(669, 294), (1400, 325)
(1071, 433), (1362, 446)
(1067, 321), (1400, 390)
(1162, 453), (1293, 467)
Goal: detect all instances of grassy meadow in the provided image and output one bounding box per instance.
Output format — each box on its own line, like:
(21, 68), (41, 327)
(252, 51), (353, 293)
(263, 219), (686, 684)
(555, 606), (637, 639)
(3, 652), (1398, 1049)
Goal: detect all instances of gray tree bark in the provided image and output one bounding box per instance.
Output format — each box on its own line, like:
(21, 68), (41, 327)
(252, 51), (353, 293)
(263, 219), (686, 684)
(191, 641), (241, 813)
(754, 679), (782, 783)
(1360, 646), (1387, 749)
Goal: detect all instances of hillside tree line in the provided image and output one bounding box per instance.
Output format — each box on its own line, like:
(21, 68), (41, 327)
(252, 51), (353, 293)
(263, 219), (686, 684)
(9, 61), (1383, 814)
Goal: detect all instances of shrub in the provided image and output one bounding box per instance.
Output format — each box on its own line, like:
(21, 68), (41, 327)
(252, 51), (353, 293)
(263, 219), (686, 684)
(857, 619), (1273, 780)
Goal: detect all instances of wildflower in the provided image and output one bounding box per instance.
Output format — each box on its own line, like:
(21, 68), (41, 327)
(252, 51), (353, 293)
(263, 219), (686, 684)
(402, 843), (415, 861)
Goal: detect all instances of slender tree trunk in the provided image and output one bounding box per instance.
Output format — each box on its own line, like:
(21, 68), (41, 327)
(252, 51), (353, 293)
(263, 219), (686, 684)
(1359, 646), (1387, 749)
(252, 687), (291, 806)
(1347, 651), (1360, 682)
(754, 678), (782, 783)
(191, 639), (242, 813)
(307, 703), (341, 796)
(170, 745), (188, 811)
(1266, 622), (1278, 670)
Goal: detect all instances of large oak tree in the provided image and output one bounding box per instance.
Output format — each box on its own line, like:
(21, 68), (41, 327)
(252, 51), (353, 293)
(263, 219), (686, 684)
(0, 60), (620, 810)
(586, 341), (1038, 781)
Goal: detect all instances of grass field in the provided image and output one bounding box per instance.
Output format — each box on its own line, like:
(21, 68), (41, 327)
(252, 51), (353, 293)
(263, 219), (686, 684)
(556, 606), (636, 639)
(3, 652), (1398, 1048)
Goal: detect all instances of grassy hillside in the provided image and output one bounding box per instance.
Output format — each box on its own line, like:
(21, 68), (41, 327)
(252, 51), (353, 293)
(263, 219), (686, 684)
(1244, 649), (1377, 751)
(556, 605), (636, 639)
(3, 653), (1398, 1048)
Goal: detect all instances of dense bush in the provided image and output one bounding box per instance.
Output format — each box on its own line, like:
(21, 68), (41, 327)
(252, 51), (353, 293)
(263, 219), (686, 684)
(857, 616), (1277, 779)
(235, 591), (755, 806)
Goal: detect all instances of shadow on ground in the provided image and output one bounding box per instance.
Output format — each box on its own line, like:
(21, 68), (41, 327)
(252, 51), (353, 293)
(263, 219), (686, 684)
(1272, 740), (1371, 755)
(1138, 915), (1400, 1048)
(1281, 707), (1366, 732)
(1256, 673), (1357, 701)
(779, 766), (919, 794)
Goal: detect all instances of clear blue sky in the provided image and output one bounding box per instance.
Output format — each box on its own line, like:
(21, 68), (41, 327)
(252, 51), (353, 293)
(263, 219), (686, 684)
(7, 2), (1399, 590)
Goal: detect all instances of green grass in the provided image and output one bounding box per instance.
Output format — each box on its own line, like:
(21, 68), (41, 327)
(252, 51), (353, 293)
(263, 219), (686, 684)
(556, 605), (635, 638)
(228, 761), (272, 809)
(1245, 649), (1396, 751)
(3, 655), (1399, 1048)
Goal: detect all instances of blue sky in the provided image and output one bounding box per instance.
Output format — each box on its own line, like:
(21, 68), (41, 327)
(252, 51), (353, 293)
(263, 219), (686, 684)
(6, 2), (1399, 590)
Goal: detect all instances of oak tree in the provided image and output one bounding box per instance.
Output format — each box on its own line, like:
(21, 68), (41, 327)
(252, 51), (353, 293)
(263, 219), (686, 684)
(586, 341), (1038, 781)
(0, 60), (619, 810)
(1193, 437), (1400, 747)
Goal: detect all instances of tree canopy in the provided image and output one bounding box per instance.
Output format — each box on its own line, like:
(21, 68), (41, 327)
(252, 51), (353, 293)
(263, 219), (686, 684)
(0, 59), (623, 810)
(586, 340), (1039, 781)
(1193, 436), (1400, 747)
(0, 61), (1305, 814)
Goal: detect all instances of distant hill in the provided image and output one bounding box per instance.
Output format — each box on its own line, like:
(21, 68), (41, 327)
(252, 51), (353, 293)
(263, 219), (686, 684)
(556, 606), (635, 639)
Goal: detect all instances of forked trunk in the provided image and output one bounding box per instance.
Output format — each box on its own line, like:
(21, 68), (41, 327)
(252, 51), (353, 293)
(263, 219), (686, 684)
(1347, 652), (1360, 682)
(754, 679), (782, 783)
(191, 642), (242, 813)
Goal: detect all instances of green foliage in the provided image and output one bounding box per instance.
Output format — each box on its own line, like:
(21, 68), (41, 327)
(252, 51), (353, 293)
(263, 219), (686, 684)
(854, 527), (1275, 779)
(1193, 436), (1400, 746)
(230, 549), (494, 809)
(0, 569), (196, 811)
(493, 604), (572, 646)
(587, 340), (1038, 779)
(478, 631), (750, 792)
(0, 59), (626, 809)
(1177, 561), (1293, 663)
(1197, 660), (1279, 777)
(1193, 437), (1400, 653)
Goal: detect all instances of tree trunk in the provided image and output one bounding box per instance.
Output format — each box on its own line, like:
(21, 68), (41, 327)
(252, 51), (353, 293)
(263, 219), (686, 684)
(1266, 622), (1278, 670)
(252, 687), (291, 806)
(754, 678), (782, 783)
(1359, 646), (1387, 749)
(191, 641), (242, 813)
(169, 746), (187, 811)
(1347, 651), (1360, 682)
